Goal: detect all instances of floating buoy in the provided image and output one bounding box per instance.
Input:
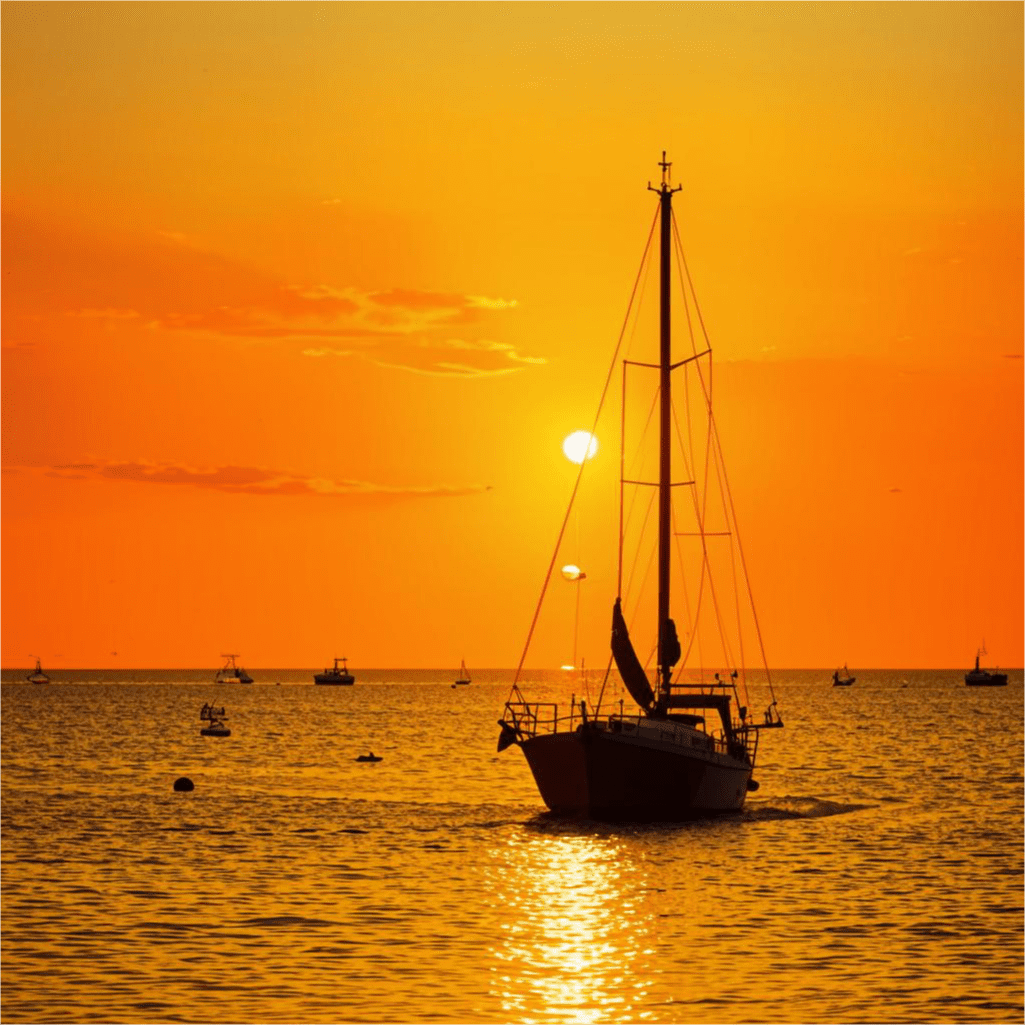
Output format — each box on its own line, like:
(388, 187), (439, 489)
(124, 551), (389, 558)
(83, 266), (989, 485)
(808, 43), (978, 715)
(173, 777), (194, 792)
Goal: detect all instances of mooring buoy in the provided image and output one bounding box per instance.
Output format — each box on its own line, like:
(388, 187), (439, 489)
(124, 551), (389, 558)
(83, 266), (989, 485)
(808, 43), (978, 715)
(173, 776), (194, 792)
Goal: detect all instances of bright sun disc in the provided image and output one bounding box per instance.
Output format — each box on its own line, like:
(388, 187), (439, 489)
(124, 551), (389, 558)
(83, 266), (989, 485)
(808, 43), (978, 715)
(562, 431), (598, 464)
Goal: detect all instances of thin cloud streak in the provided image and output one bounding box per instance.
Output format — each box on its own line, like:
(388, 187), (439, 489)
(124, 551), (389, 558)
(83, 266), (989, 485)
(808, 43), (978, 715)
(15, 462), (491, 501)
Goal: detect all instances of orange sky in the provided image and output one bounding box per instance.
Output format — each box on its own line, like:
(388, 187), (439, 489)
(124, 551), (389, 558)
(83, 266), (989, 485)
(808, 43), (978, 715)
(3, 2), (1022, 669)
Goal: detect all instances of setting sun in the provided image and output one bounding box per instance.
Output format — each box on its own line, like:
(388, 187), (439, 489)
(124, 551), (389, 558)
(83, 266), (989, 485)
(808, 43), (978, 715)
(562, 431), (599, 465)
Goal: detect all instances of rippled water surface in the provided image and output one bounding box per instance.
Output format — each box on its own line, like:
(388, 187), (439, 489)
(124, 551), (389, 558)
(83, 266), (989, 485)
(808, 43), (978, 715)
(2, 669), (1022, 1023)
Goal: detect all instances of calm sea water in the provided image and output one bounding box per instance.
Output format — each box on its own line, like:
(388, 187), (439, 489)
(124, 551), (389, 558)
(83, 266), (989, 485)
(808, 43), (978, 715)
(1, 669), (1022, 1024)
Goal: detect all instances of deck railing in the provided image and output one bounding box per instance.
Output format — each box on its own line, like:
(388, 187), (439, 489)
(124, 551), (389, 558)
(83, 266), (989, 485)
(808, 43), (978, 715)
(502, 700), (757, 764)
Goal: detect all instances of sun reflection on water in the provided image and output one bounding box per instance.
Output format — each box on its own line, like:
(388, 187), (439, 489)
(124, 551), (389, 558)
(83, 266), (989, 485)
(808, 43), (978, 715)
(486, 829), (661, 1024)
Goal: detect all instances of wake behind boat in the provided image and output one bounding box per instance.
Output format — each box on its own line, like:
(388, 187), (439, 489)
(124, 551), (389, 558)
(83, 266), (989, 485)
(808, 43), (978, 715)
(26, 658), (49, 685)
(498, 155), (783, 821)
(215, 654), (253, 684)
(314, 657), (355, 685)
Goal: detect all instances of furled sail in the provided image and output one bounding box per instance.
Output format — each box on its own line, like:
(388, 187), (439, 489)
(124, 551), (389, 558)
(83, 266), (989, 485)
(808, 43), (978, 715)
(612, 598), (655, 711)
(660, 617), (681, 668)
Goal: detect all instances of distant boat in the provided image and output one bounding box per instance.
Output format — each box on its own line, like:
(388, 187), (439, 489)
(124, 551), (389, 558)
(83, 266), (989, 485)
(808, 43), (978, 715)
(454, 659), (471, 686)
(26, 659), (49, 685)
(497, 154), (784, 820)
(314, 657), (355, 685)
(355, 752), (382, 763)
(965, 647), (1007, 687)
(832, 665), (856, 687)
(199, 702), (231, 737)
(215, 654), (253, 684)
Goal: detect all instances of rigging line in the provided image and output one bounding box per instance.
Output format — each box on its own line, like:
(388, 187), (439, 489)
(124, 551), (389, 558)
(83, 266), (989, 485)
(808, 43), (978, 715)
(670, 220), (756, 695)
(618, 360), (626, 596)
(673, 382), (736, 679)
(673, 214), (776, 703)
(623, 487), (657, 609)
(620, 384), (661, 563)
(509, 204), (660, 699)
(669, 499), (697, 669)
(592, 653), (616, 718)
(704, 375), (748, 692)
(691, 344), (740, 681)
(672, 214), (713, 352)
(675, 225), (701, 361)
(707, 405), (777, 703)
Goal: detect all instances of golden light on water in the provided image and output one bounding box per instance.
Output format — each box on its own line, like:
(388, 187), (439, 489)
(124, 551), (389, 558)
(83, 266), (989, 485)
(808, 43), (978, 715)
(487, 834), (657, 1022)
(562, 431), (598, 465)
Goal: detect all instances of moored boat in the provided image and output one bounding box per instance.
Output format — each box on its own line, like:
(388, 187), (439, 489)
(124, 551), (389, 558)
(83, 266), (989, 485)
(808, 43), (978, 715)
(965, 648), (1007, 687)
(454, 659), (471, 686)
(314, 657), (355, 685)
(199, 702), (231, 737)
(832, 665), (856, 687)
(215, 654), (253, 684)
(26, 658), (49, 685)
(497, 154), (783, 820)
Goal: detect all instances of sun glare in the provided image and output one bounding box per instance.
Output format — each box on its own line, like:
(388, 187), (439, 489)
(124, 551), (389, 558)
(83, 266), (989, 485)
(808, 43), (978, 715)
(562, 431), (598, 464)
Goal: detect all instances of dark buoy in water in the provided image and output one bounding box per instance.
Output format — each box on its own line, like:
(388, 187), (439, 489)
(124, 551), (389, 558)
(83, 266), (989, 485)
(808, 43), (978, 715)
(173, 776), (194, 792)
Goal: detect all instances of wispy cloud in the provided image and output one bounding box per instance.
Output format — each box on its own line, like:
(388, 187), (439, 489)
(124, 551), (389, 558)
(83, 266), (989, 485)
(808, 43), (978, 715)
(15, 461), (491, 501)
(4, 209), (542, 378)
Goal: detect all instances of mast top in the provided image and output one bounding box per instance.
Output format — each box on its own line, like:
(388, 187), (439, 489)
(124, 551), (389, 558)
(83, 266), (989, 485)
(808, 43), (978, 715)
(649, 150), (682, 196)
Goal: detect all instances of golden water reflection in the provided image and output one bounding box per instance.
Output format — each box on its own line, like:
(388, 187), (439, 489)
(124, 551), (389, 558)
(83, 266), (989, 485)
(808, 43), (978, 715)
(487, 828), (664, 1023)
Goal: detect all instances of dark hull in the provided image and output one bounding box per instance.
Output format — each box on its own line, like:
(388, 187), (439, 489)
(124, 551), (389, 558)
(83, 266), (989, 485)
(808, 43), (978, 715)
(519, 729), (751, 820)
(314, 675), (354, 685)
(965, 674), (1008, 687)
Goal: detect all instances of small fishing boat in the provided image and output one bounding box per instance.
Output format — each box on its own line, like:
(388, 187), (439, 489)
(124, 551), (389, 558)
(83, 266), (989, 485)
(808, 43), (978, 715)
(454, 659), (471, 686)
(215, 654), (253, 684)
(355, 752), (382, 763)
(832, 665), (856, 687)
(497, 154), (783, 820)
(26, 659), (49, 685)
(965, 647), (1008, 687)
(199, 702), (231, 737)
(314, 657), (355, 685)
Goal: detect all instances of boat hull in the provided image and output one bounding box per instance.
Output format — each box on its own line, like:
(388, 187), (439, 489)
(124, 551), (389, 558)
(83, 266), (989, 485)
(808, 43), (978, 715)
(965, 673), (1008, 686)
(518, 728), (751, 820)
(314, 673), (354, 685)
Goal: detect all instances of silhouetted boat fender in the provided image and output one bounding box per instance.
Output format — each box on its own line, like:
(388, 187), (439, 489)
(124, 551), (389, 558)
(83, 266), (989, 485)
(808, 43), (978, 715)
(355, 753), (382, 763)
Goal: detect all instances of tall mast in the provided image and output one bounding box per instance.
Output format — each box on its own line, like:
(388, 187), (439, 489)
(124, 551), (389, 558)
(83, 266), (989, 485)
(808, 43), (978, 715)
(651, 152), (681, 706)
